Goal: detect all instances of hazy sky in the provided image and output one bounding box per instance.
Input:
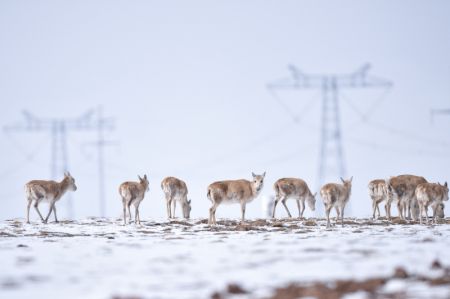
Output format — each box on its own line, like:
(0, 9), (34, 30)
(1, 0), (450, 221)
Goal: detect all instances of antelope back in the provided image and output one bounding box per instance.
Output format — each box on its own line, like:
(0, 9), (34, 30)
(208, 180), (254, 204)
(275, 178), (308, 197)
(161, 177), (188, 198)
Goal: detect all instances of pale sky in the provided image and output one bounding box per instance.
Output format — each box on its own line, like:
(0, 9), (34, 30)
(1, 0), (450, 221)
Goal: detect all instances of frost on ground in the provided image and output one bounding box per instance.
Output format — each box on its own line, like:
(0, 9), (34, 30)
(1, 217), (450, 299)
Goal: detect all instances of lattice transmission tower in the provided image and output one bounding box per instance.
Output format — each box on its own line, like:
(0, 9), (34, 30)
(4, 107), (115, 218)
(268, 64), (392, 214)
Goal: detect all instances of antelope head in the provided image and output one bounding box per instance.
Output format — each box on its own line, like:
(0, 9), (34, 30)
(138, 174), (150, 192)
(64, 172), (77, 191)
(340, 176), (353, 193)
(307, 192), (317, 211)
(252, 171), (266, 193)
(182, 199), (192, 219)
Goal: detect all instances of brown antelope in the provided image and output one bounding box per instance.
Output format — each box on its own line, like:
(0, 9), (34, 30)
(272, 178), (316, 218)
(25, 172), (77, 224)
(433, 201), (445, 219)
(415, 182), (448, 224)
(368, 179), (388, 219)
(119, 174), (149, 225)
(320, 177), (353, 228)
(385, 174), (427, 220)
(207, 172), (265, 225)
(161, 177), (191, 219)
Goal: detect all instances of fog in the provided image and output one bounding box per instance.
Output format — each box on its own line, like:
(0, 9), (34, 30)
(1, 0), (450, 221)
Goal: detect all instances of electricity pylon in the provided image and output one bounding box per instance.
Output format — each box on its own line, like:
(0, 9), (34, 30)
(268, 64), (392, 214)
(4, 108), (115, 218)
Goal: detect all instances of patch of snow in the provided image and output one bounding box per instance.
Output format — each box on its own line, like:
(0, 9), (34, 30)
(0, 217), (449, 298)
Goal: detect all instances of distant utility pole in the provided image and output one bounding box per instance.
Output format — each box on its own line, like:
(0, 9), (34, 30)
(4, 107), (115, 218)
(87, 106), (117, 218)
(431, 109), (450, 123)
(268, 64), (392, 214)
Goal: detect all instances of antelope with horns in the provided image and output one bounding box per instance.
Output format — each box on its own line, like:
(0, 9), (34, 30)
(272, 178), (316, 218)
(161, 177), (191, 219)
(415, 182), (449, 224)
(119, 174), (149, 225)
(207, 172), (265, 225)
(368, 179), (388, 219)
(320, 177), (353, 228)
(385, 174), (427, 220)
(25, 172), (77, 224)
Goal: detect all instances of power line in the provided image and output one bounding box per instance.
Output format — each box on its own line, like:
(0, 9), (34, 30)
(196, 90), (322, 171)
(346, 136), (450, 158)
(191, 121), (294, 170)
(268, 88), (321, 124)
(338, 88), (392, 128)
(340, 92), (450, 149)
(0, 137), (49, 180)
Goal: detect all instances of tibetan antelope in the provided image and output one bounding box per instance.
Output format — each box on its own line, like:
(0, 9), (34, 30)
(25, 172), (77, 224)
(161, 177), (191, 219)
(433, 202), (445, 219)
(119, 174), (149, 225)
(320, 177), (353, 228)
(415, 182), (448, 224)
(385, 174), (427, 220)
(272, 178), (316, 218)
(207, 172), (265, 225)
(368, 179), (388, 219)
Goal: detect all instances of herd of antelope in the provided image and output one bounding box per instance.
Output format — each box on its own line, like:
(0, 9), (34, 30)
(24, 172), (448, 228)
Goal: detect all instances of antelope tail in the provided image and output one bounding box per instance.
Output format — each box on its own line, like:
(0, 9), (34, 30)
(273, 183), (280, 198)
(207, 188), (212, 202)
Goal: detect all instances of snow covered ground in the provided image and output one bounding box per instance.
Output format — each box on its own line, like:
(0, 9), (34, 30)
(1, 217), (450, 299)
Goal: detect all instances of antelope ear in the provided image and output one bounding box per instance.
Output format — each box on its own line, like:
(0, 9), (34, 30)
(445, 182), (448, 187)
(252, 172), (256, 178)
(350, 176), (353, 182)
(138, 175), (143, 181)
(262, 171), (266, 177)
(340, 177), (345, 183)
(144, 174), (147, 180)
